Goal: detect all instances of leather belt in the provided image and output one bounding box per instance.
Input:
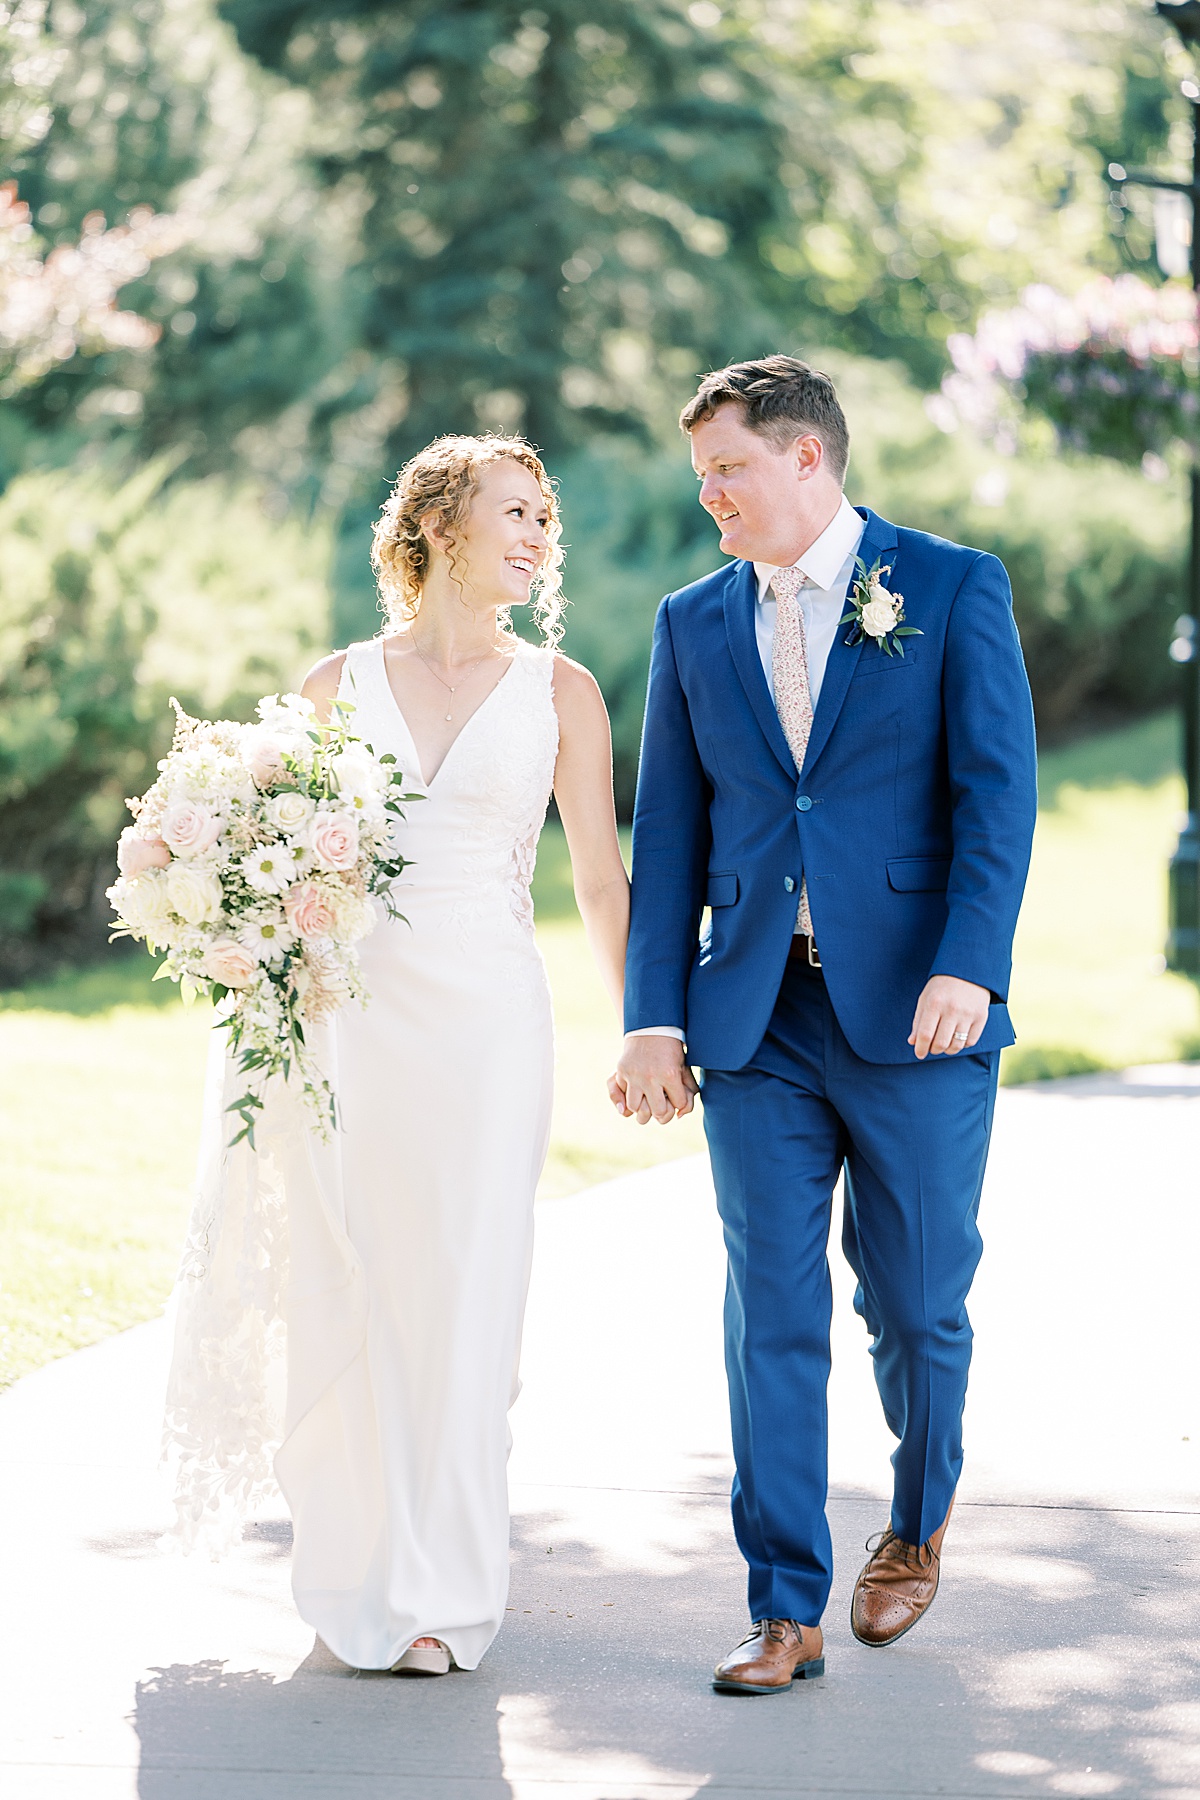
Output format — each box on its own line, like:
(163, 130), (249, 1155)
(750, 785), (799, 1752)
(788, 934), (822, 969)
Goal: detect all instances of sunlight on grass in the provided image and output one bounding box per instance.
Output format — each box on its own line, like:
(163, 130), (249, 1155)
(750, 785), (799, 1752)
(3, 712), (1198, 1385)
(1007, 714), (1200, 1077)
(0, 1001), (211, 1387)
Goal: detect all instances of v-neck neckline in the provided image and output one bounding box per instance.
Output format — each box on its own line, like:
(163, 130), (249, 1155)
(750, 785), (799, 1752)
(377, 639), (521, 790)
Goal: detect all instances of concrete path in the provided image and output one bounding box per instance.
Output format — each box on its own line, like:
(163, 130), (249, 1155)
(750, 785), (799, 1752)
(2, 1068), (1199, 1799)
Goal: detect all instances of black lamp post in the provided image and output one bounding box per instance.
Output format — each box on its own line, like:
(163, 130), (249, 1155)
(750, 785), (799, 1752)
(1113, 1), (1200, 974)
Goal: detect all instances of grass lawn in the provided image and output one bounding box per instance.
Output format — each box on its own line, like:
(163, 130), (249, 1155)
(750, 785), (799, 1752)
(2, 709), (1196, 1387)
(1007, 712), (1200, 1076)
(0, 983), (211, 1389)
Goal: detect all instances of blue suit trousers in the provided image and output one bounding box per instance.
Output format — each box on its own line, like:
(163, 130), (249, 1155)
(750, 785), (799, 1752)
(701, 958), (999, 1627)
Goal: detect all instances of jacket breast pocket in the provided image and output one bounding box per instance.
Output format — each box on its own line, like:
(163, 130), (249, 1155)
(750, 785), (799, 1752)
(706, 871), (739, 907)
(887, 856), (951, 893)
(854, 649), (918, 678)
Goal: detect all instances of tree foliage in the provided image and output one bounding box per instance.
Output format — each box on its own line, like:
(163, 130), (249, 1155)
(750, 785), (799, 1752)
(1, 0), (344, 488)
(218, 0), (787, 462)
(0, 0), (1194, 945)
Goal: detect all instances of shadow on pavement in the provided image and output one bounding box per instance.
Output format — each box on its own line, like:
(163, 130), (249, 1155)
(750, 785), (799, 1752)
(129, 1487), (1200, 1799)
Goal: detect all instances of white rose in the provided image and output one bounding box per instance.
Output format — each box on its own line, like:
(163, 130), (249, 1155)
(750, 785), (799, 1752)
(256, 692), (316, 729)
(167, 862), (225, 925)
(330, 747), (386, 799)
(111, 872), (175, 942)
(335, 891), (378, 943)
(860, 590), (900, 639)
(267, 791), (315, 834)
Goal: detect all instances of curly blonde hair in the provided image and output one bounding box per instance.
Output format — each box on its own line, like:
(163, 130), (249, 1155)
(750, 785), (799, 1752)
(371, 433), (565, 647)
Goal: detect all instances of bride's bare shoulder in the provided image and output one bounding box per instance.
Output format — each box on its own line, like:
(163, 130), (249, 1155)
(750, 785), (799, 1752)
(301, 648), (350, 723)
(550, 652), (604, 705)
(550, 652), (610, 736)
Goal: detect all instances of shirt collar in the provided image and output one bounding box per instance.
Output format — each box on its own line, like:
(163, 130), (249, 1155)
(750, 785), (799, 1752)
(754, 494), (865, 602)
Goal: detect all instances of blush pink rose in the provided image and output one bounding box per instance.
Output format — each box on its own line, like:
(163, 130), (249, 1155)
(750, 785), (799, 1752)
(310, 810), (360, 872)
(202, 938), (257, 988)
(283, 879), (338, 940)
(160, 798), (222, 859)
(245, 730), (293, 790)
(117, 827), (170, 876)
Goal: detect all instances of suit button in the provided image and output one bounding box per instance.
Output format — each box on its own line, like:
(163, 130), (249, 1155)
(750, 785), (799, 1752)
(795, 794), (812, 812)
(784, 877), (796, 893)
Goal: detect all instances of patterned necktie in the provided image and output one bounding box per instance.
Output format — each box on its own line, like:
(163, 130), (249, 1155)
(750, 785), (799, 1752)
(770, 565), (814, 938)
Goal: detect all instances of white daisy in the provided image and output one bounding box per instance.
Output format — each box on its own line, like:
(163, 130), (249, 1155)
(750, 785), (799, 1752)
(282, 834), (313, 876)
(241, 845), (292, 894)
(240, 913), (296, 964)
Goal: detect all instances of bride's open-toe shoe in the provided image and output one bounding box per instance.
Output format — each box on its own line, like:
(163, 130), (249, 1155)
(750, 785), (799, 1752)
(390, 1637), (452, 1676)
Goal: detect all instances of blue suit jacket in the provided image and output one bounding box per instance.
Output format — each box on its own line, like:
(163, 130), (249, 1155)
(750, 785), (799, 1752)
(624, 508), (1038, 1068)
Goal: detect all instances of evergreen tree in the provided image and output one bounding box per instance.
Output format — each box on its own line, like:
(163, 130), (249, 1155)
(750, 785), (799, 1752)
(219, 0), (788, 457)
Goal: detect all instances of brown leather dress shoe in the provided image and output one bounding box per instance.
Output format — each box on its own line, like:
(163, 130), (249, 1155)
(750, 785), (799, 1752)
(712, 1619), (825, 1694)
(850, 1502), (954, 1647)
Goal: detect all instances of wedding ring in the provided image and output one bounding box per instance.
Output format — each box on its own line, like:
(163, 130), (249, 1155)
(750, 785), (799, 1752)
(953, 1030), (969, 1041)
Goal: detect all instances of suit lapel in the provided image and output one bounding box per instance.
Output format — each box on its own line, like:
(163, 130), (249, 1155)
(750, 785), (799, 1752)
(801, 507), (899, 778)
(722, 559), (797, 778)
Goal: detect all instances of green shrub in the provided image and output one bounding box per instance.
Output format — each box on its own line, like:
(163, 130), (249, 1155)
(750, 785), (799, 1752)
(1000, 1044), (1109, 1085)
(0, 461), (331, 979)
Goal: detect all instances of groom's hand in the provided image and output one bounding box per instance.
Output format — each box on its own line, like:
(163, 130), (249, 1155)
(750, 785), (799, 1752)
(909, 975), (990, 1059)
(609, 1034), (700, 1124)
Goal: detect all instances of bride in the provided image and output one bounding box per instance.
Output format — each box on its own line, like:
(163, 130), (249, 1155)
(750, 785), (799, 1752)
(163, 433), (629, 1676)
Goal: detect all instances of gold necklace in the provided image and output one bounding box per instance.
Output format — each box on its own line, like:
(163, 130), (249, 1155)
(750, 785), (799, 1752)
(410, 637), (499, 723)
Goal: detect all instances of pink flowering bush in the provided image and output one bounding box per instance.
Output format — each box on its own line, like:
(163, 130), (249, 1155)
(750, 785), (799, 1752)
(939, 276), (1200, 464)
(0, 182), (185, 397)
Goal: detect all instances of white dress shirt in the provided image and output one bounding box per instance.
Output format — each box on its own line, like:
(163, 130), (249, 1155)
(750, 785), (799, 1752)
(631, 495), (865, 1043)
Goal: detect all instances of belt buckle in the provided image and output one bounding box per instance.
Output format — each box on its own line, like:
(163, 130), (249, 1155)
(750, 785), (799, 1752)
(807, 936), (821, 969)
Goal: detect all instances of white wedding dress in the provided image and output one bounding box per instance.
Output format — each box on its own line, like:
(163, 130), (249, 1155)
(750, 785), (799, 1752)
(163, 635), (559, 1672)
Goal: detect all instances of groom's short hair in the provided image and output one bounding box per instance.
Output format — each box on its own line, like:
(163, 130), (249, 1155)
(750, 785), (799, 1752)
(679, 355), (849, 482)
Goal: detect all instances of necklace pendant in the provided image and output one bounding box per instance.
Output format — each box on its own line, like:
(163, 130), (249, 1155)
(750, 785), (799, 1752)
(445, 712), (452, 722)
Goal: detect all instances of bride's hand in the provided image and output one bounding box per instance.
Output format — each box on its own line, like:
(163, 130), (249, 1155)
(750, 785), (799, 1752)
(609, 1034), (700, 1125)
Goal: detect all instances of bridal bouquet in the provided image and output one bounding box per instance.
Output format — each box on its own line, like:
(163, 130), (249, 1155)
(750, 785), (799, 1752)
(108, 693), (415, 1144)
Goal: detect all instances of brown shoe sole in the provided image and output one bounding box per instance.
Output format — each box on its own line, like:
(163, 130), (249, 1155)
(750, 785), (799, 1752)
(711, 1656), (825, 1695)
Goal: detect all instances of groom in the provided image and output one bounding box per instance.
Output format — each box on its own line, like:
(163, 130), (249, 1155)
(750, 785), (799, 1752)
(611, 356), (1036, 1692)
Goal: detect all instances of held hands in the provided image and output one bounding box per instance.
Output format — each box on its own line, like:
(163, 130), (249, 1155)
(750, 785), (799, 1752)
(609, 1034), (700, 1124)
(908, 975), (990, 1059)
(609, 980), (988, 1109)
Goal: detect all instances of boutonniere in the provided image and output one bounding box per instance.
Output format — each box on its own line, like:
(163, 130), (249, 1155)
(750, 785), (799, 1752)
(840, 557), (923, 657)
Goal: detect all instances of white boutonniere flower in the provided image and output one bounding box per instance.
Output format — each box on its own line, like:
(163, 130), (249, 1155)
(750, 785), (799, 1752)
(841, 558), (923, 658)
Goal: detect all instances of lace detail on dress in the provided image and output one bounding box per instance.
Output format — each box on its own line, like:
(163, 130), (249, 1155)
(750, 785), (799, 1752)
(443, 644), (559, 946)
(509, 830), (538, 930)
